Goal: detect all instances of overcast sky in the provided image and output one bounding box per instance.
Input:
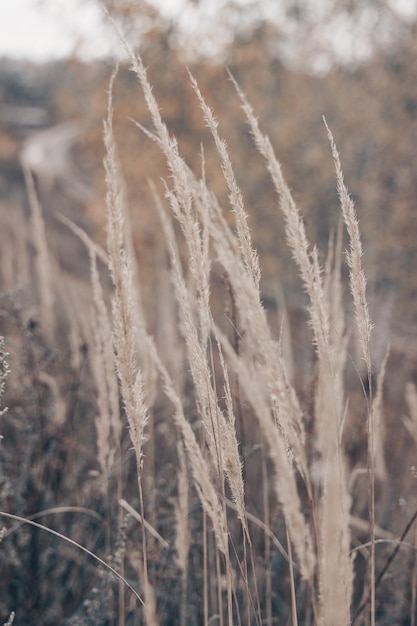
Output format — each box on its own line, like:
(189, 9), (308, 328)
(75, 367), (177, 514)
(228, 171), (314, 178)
(1, 0), (416, 64)
(0, 0), (199, 61)
(0, 0), (121, 61)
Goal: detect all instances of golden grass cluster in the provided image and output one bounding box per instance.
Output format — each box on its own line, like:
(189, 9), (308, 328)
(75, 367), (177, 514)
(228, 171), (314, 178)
(1, 46), (416, 626)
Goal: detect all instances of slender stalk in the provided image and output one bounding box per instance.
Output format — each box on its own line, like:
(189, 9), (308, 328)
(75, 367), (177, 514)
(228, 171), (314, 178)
(286, 525), (299, 626)
(411, 521), (417, 626)
(0, 512), (143, 606)
(203, 510), (209, 626)
(261, 449), (272, 626)
(216, 546), (224, 626)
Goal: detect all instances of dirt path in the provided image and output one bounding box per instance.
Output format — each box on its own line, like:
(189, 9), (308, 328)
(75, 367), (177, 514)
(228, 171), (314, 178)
(21, 121), (95, 204)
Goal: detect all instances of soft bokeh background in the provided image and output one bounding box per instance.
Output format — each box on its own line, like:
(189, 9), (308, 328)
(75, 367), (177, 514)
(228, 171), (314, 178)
(2, 0), (417, 346)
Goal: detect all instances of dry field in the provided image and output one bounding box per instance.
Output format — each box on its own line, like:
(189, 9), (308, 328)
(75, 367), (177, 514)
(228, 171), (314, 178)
(1, 45), (417, 626)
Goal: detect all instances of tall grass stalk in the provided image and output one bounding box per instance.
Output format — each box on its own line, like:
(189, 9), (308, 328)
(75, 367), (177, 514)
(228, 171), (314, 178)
(60, 214), (121, 494)
(372, 347), (389, 482)
(229, 74), (329, 355)
(104, 67), (154, 623)
(175, 441), (190, 626)
(261, 449), (272, 626)
(324, 118), (375, 626)
(228, 75), (357, 622)
(22, 162), (55, 342)
(189, 71), (261, 291)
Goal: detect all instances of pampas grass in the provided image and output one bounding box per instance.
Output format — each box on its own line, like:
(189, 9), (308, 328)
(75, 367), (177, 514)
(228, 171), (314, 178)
(2, 41), (405, 625)
(324, 118), (375, 626)
(98, 49), (371, 623)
